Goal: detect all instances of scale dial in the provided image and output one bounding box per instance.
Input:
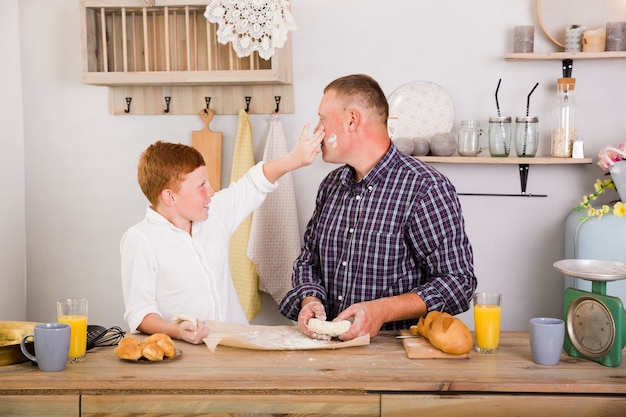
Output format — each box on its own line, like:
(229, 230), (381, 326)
(566, 296), (616, 358)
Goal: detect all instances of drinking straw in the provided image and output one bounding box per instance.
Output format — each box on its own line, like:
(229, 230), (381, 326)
(526, 82), (539, 116)
(522, 82), (539, 155)
(495, 78), (502, 117)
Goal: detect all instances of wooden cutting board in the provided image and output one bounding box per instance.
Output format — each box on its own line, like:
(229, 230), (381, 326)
(399, 329), (471, 359)
(192, 109), (222, 191)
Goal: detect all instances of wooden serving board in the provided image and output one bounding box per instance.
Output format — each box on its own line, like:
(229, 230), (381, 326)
(399, 329), (471, 359)
(192, 109), (222, 191)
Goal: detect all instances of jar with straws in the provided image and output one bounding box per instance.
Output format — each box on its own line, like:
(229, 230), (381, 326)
(515, 82), (539, 157)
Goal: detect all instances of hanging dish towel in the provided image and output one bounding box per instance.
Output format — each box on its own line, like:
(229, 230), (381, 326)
(229, 108), (261, 321)
(248, 112), (301, 305)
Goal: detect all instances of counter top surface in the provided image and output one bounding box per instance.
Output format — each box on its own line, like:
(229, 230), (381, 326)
(1, 332), (624, 396)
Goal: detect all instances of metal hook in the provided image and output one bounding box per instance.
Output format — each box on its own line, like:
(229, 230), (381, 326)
(245, 96), (251, 113)
(204, 97), (212, 115)
(164, 96), (171, 113)
(124, 97), (132, 114)
(274, 96), (281, 113)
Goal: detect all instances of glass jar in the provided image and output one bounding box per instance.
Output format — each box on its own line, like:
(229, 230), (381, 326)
(457, 120), (484, 156)
(515, 116), (539, 157)
(551, 78), (577, 157)
(488, 117), (512, 157)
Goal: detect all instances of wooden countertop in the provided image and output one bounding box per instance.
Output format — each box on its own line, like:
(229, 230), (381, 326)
(1, 332), (624, 396)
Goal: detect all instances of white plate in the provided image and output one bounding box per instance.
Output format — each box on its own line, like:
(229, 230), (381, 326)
(553, 259), (626, 282)
(387, 81), (455, 139)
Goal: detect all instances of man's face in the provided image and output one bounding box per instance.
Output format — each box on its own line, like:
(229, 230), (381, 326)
(316, 90), (346, 163)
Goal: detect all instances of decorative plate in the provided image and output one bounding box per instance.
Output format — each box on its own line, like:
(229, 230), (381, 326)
(553, 259), (626, 282)
(387, 80), (455, 139)
(120, 348), (183, 363)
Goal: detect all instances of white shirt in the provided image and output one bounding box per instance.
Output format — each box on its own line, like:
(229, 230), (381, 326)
(121, 162), (277, 332)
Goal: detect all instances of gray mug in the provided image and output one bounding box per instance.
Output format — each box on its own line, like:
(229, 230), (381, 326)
(529, 317), (564, 366)
(20, 323), (71, 372)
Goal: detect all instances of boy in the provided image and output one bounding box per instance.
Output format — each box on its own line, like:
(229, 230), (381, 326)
(122, 125), (323, 344)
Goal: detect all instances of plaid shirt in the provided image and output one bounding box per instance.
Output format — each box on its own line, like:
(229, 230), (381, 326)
(280, 145), (477, 330)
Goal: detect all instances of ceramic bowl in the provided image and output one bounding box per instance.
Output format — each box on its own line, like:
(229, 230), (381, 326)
(412, 137), (430, 156)
(393, 137), (415, 155)
(429, 132), (457, 156)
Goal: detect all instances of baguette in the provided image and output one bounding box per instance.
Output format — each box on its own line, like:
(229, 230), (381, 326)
(412, 311), (472, 355)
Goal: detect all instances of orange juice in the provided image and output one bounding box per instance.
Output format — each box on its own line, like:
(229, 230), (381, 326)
(58, 315), (88, 360)
(473, 304), (501, 351)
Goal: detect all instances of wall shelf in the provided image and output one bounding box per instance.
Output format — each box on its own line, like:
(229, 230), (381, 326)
(416, 156), (593, 197)
(416, 156), (592, 164)
(505, 51), (626, 61)
(79, 0), (294, 115)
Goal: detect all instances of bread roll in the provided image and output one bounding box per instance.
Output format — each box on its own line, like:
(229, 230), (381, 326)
(114, 333), (175, 361)
(414, 311), (472, 355)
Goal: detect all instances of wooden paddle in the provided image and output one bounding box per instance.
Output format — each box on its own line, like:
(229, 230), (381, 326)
(192, 109), (222, 191)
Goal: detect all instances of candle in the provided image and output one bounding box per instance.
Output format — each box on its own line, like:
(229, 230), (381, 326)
(606, 22), (626, 51)
(513, 25), (534, 53)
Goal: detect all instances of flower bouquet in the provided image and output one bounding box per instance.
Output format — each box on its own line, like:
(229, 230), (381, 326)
(597, 141), (626, 202)
(574, 178), (626, 220)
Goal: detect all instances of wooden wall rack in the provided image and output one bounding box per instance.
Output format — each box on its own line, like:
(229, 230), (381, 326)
(79, 0), (294, 115)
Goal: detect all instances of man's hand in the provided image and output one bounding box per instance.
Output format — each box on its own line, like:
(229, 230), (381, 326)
(334, 300), (386, 341)
(297, 299), (330, 340)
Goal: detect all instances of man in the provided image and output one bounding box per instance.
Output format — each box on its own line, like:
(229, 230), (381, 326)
(279, 74), (477, 341)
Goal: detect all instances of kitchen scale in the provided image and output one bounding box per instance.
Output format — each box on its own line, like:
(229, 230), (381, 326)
(553, 259), (626, 367)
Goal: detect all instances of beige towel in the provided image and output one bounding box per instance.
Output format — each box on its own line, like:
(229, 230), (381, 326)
(229, 108), (261, 321)
(248, 113), (301, 305)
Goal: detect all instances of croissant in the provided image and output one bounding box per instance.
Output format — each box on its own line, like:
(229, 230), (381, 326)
(157, 338), (176, 358)
(113, 336), (143, 360)
(141, 342), (165, 361)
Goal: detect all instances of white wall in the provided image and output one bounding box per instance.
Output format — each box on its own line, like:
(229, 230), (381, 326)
(0, 0), (26, 321)
(5, 0), (626, 330)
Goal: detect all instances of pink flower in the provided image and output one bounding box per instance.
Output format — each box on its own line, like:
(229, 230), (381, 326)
(597, 141), (626, 171)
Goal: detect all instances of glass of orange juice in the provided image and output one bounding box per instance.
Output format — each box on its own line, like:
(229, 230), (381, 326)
(473, 292), (501, 353)
(57, 298), (88, 363)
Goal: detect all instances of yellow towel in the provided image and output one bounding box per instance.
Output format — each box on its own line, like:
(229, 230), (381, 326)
(248, 113), (301, 305)
(229, 108), (261, 321)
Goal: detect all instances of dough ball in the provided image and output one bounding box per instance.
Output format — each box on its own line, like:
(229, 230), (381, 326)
(307, 318), (352, 337)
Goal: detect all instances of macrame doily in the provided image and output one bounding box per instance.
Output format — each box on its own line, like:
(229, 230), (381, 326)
(204, 0), (296, 60)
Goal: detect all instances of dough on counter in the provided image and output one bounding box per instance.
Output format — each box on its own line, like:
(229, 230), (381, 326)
(307, 318), (352, 337)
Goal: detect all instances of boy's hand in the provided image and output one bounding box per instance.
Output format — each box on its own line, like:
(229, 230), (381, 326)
(289, 123), (324, 168)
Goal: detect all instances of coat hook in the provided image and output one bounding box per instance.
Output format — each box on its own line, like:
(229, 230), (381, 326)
(245, 96), (251, 113)
(164, 96), (171, 113)
(124, 97), (132, 113)
(274, 96), (281, 113)
(204, 97), (211, 115)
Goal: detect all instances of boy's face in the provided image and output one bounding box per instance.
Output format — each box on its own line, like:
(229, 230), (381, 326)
(171, 166), (214, 223)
